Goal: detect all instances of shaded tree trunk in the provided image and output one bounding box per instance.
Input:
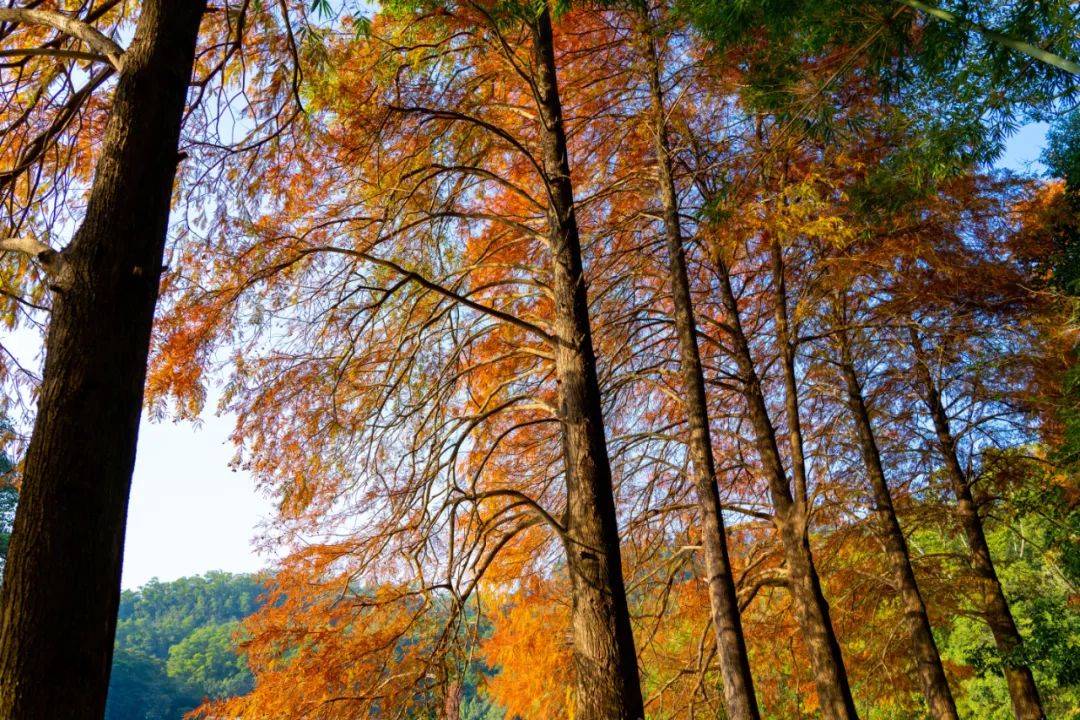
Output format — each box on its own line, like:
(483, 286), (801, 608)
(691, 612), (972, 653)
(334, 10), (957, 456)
(529, 6), (645, 720)
(0, 2), (207, 718)
(833, 314), (959, 720)
(707, 244), (858, 720)
(637, 14), (759, 720)
(908, 327), (1045, 720)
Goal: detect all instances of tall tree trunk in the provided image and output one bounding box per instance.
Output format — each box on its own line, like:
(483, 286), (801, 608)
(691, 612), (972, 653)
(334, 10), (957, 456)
(529, 7), (644, 720)
(908, 328), (1045, 720)
(636, 14), (759, 720)
(765, 239), (859, 720)
(833, 315), (959, 720)
(706, 243), (858, 720)
(0, 2), (206, 718)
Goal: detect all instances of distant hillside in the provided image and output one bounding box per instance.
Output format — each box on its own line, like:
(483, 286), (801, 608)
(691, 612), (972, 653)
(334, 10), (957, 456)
(105, 572), (263, 720)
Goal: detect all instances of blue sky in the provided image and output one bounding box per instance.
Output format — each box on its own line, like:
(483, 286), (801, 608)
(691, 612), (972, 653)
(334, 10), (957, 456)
(116, 121), (1054, 590)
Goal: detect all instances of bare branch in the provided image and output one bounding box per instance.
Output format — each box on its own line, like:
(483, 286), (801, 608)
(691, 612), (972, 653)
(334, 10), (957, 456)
(0, 8), (124, 70)
(0, 235), (69, 288)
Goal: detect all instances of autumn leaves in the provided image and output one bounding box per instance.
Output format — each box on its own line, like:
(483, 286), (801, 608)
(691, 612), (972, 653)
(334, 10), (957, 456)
(0, 1), (1074, 719)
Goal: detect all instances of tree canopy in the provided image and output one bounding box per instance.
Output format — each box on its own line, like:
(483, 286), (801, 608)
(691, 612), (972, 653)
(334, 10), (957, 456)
(0, 0), (1076, 719)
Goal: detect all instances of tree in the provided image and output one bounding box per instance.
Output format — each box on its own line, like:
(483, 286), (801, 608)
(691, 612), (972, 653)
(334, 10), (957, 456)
(677, 122), (861, 720)
(114, 2), (1076, 719)
(527, 7), (645, 716)
(105, 647), (194, 720)
(831, 296), (959, 720)
(166, 621), (254, 700)
(105, 573), (261, 720)
(156, 4), (647, 718)
(908, 327), (1046, 720)
(631, 4), (759, 718)
(0, 3), (208, 717)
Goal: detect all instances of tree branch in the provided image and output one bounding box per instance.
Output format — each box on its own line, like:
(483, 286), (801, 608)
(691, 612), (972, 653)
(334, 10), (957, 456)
(0, 8), (124, 70)
(0, 236), (70, 289)
(894, 0), (1080, 75)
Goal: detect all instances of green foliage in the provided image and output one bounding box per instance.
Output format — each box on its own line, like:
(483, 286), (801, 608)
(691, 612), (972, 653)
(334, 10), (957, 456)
(680, 0), (1079, 163)
(106, 647), (201, 720)
(1060, 366), (1080, 472)
(917, 471), (1080, 719)
(1043, 111), (1080, 296)
(106, 573), (262, 720)
(1045, 112), (1080, 188)
(462, 694), (506, 720)
(166, 621), (254, 700)
(114, 571), (262, 658)
(1040, 111), (1080, 475)
(0, 450), (16, 580)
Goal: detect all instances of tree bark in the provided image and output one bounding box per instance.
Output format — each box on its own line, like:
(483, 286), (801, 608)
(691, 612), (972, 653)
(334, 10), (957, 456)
(529, 6), (645, 720)
(636, 14), (759, 720)
(908, 327), (1045, 720)
(441, 678), (462, 720)
(0, 2), (206, 718)
(706, 244), (858, 720)
(834, 316), (959, 720)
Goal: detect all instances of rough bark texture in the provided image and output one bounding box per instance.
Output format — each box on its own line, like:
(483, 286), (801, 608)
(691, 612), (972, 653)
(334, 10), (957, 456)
(908, 328), (1045, 720)
(638, 16), (759, 720)
(529, 7), (645, 720)
(708, 246), (858, 720)
(442, 678), (462, 720)
(0, 2), (206, 718)
(835, 322), (959, 720)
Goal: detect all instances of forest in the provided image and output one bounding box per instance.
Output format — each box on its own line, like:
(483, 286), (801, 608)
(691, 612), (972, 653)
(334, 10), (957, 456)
(105, 574), (261, 720)
(0, 1), (1077, 719)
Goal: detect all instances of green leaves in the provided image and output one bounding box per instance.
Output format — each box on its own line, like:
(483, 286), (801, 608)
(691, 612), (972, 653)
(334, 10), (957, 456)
(106, 573), (263, 720)
(0, 449), (16, 582)
(166, 621), (254, 700)
(681, 0), (1079, 162)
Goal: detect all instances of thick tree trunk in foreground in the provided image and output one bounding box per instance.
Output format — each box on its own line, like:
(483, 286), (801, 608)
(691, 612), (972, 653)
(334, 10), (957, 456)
(709, 250), (858, 720)
(835, 322), (959, 720)
(638, 17), (759, 720)
(529, 7), (644, 720)
(908, 328), (1045, 720)
(0, 2), (206, 718)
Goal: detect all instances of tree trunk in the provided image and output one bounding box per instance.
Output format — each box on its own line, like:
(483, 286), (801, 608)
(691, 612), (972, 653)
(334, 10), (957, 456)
(442, 678), (462, 720)
(834, 318), (959, 720)
(708, 246), (858, 720)
(768, 240), (860, 720)
(637, 15), (759, 720)
(908, 328), (1045, 720)
(529, 7), (645, 720)
(0, 2), (206, 718)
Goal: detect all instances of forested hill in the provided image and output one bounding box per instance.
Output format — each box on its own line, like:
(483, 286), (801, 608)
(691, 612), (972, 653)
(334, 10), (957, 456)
(103, 572), (506, 720)
(105, 573), (262, 720)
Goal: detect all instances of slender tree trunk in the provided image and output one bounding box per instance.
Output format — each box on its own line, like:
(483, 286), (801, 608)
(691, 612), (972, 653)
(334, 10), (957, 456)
(768, 240), (811, 512)
(706, 244), (858, 720)
(636, 14), (759, 720)
(766, 239), (859, 720)
(908, 328), (1045, 720)
(0, 2), (206, 718)
(833, 316), (959, 720)
(529, 7), (644, 720)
